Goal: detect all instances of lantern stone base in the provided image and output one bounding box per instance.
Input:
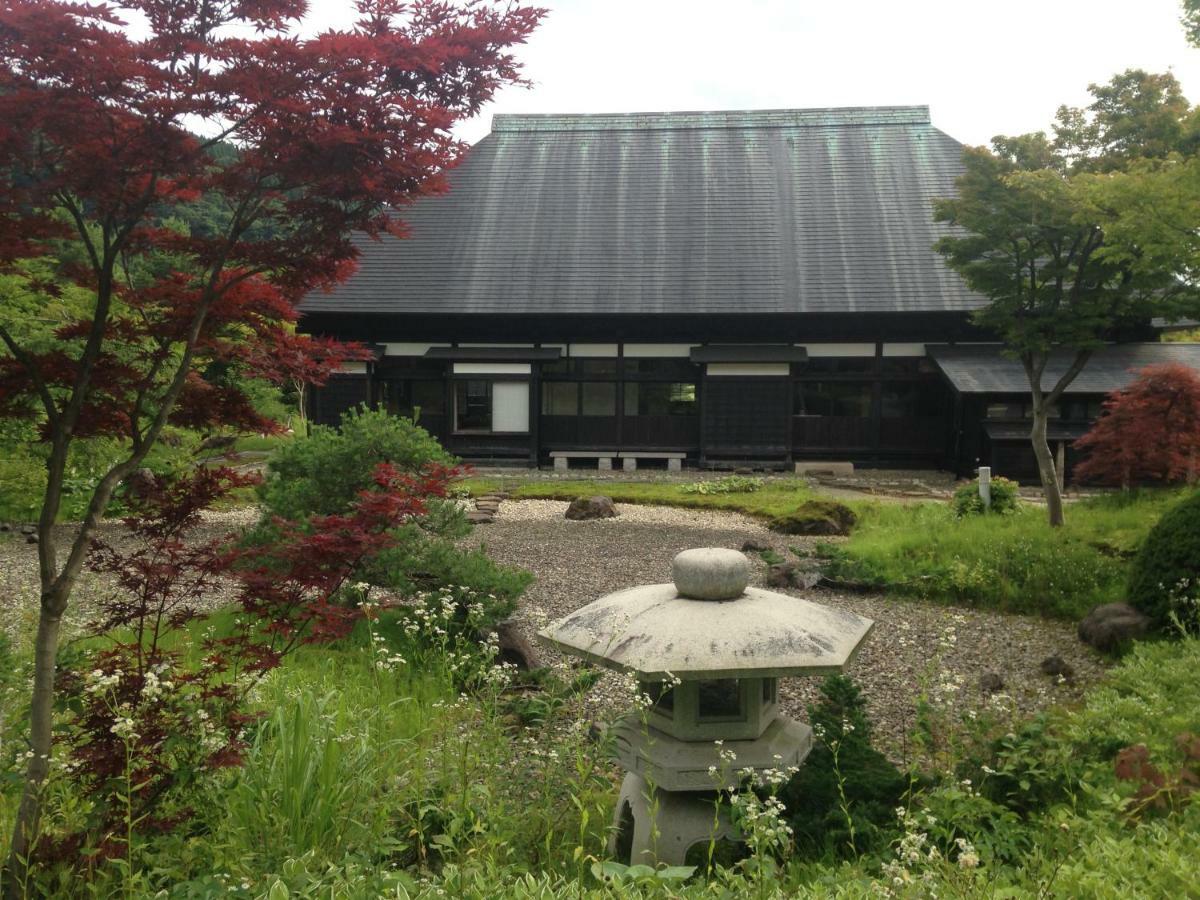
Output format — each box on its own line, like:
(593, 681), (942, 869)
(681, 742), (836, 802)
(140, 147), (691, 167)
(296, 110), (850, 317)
(609, 772), (741, 867)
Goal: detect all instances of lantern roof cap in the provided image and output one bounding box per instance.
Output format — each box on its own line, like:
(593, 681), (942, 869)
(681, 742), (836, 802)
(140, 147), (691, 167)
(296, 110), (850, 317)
(537, 548), (874, 679)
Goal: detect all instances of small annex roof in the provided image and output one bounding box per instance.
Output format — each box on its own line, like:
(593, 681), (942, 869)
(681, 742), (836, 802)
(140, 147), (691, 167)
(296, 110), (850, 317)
(300, 106), (982, 318)
(928, 343), (1200, 395)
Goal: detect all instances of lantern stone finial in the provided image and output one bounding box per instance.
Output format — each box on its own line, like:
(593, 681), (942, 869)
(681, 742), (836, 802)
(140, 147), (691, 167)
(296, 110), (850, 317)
(670, 548), (750, 601)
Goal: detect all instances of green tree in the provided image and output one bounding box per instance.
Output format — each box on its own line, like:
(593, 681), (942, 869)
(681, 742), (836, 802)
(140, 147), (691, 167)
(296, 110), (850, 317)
(935, 74), (1199, 526)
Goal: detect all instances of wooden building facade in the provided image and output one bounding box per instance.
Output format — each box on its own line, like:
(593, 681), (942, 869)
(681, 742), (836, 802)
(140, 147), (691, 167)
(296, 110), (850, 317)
(299, 107), (1200, 479)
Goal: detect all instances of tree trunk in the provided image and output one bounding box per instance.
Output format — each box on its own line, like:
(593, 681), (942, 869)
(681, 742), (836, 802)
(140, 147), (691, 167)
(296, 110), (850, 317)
(6, 597), (64, 895)
(1030, 405), (1066, 527)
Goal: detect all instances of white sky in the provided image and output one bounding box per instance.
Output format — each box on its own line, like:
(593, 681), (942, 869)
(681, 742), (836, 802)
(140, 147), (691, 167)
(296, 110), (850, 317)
(301, 0), (1200, 147)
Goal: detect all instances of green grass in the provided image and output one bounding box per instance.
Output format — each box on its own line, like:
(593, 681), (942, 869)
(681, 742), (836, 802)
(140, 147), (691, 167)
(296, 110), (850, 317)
(458, 475), (814, 519)
(824, 489), (1193, 619)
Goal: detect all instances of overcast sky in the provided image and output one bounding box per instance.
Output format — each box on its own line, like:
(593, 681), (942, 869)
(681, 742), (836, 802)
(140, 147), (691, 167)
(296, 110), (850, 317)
(300, 0), (1200, 147)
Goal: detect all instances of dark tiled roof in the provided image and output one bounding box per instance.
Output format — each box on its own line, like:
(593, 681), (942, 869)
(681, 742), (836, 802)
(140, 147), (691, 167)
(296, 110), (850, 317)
(300, 106), (983, 317)
(928, 343), (1200, 394)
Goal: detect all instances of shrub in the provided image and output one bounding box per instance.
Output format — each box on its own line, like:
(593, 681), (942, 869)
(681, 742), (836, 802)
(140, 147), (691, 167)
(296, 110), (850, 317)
(1127, 491), (1200, 634)
(952, 476), (1021, 517)
(769, 499), (857, 536)
(779, 676), (906, 860)
(260, 406), (454, 520)
(1074, 364), (1200, 487)
(254, 406), (527, 634)
(681, 475), (764, 495)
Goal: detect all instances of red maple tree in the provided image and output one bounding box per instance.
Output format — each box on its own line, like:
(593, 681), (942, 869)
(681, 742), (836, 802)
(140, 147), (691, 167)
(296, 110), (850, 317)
(1074, 363), (1200, 487)
(0, 0), (541, 880)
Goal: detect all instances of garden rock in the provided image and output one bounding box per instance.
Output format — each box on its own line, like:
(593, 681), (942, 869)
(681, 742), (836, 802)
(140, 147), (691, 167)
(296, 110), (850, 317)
(979, 672), (1005, 693)
(769, 499), (858, 536)
(491, 619), (539, 670)
(741, 538), (771, 553)
(1039, 655), (1075, 682)
(197, 434), (237, 454)
(126, 467), (159, 499)
(564, 496), (617, 521)
(466, 511), (494, 525)
(766, 561), (820, 590)
(1077, 602), (1152, 652)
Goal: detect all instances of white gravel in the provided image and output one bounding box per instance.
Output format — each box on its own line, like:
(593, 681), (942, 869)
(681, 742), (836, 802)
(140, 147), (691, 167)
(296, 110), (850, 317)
(472, 499), (1110, 762)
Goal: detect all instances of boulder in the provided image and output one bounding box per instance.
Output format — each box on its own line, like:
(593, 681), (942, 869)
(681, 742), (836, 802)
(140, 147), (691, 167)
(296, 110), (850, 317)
(492, 620), (540, 671)
(564, 496), (618, 521)
(1039, 655), (1075, 682)
(1077, 602), (1152, 652)
(769, 499), (858, 536)
(766, 561), (820, 590)
(197, 434), (237, 454)
(125, 467), (159, 500)
(979, 672), (1005, 694)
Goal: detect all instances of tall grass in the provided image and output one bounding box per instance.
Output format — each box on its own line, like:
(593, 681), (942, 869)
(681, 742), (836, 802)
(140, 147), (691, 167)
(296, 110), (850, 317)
(824, 490), (1191, 618)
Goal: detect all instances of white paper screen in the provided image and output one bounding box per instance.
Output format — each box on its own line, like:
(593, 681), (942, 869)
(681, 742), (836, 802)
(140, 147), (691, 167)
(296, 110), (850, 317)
(491, 382), (529, 432)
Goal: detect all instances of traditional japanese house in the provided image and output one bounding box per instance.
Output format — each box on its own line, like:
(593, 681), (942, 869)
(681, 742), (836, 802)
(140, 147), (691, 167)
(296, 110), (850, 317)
(298, 106), (1200, 480)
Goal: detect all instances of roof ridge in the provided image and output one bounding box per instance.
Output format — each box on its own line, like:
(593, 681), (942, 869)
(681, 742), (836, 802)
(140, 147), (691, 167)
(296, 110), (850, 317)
(490, 106), (931, 134)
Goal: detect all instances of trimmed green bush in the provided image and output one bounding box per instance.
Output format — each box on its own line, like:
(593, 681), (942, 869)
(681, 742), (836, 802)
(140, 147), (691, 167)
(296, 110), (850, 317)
(952, 475), (1021, 517)
(769, 499), (857, 536)
(780, 675), (906, 860)
(1127, 490), (1200, 634)
(260, 406), (454, 520)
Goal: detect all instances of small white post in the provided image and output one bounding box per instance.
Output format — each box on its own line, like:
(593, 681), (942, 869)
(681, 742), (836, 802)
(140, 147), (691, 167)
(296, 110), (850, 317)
(978, 466), (992, 510)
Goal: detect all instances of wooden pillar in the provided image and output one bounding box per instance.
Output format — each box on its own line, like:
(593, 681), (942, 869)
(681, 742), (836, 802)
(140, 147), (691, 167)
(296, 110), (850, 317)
(529, 364), (541, 469)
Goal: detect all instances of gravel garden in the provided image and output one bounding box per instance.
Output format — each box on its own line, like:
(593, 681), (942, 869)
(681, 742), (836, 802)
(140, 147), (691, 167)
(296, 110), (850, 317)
(2, 412), (1197, 898)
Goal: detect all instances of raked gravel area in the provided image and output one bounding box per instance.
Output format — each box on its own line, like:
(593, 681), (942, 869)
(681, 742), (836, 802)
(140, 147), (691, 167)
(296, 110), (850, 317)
(1, 500), (1110, 760)
(473, 499), (1110, 760)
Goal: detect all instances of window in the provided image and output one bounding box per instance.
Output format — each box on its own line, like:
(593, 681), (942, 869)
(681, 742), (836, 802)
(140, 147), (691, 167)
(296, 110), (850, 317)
(986, 401), (1060, 420)
(624, 382), (698, 416)
(795, 382), (872, 417)
(642, 680), (675, 717)
(455, 380), (491, 430)
(1061, 399), (1103, 421)
(881, 384), (944, 418)
(581, 382), (617, 416)
(541, 382), (578, 416)
(697, 680), (743, 721)
(455, 380), (529, 433)
(379, 379), (445, 417)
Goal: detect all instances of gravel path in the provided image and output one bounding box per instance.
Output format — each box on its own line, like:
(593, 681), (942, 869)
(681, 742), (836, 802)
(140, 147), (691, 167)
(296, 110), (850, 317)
(0, 508), (260, 642)
(475, 499), (1110, 761)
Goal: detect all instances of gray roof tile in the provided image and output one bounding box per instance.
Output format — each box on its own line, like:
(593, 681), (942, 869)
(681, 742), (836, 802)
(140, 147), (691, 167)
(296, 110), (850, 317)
(928, 343), (1200, 394)
(300, 106), (984, 316)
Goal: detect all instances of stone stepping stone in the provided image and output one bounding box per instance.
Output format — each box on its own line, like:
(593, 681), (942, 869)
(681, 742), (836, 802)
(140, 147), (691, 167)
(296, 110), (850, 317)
(466, 511), (494, 524)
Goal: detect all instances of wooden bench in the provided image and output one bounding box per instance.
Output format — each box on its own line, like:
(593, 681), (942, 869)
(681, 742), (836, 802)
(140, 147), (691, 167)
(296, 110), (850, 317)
(616, 451), (686, 473)
(549, 450), (615, 471)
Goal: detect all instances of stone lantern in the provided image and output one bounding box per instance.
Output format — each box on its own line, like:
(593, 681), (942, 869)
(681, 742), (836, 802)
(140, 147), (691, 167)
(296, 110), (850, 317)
(537, 548), (874, 866)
